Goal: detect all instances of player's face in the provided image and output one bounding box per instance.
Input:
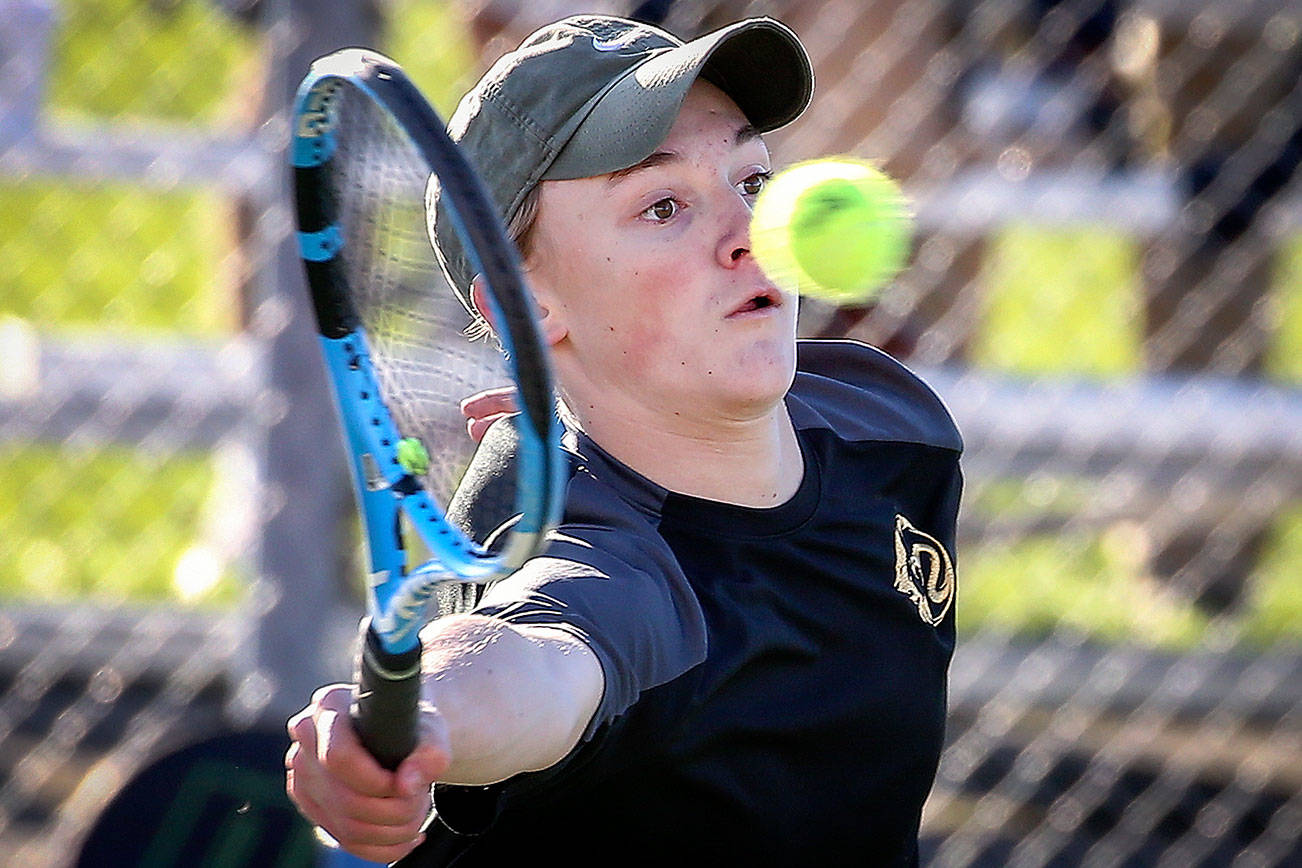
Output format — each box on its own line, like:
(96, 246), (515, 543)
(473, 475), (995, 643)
(524, 81), (798, 424)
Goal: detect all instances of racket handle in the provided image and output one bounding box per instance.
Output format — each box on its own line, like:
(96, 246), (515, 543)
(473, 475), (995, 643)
(352, 621), (423, 771)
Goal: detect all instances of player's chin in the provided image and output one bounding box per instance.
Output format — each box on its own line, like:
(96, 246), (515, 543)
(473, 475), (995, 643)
(722, 343), (798, 404)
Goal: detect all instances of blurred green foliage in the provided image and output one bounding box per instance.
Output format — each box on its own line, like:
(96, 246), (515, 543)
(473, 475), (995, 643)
(0, 444), (240, 605)
(1245, 503), (1302, 644)
(961, 227), (1302, 646)
(0, 182), (235, 335)
(958, 531), (1211, 649)
(973, 225), (1144, 378)
(0, 0), (251, 608)
(48, 0), (259, 124)
(2, 0), (246, 336)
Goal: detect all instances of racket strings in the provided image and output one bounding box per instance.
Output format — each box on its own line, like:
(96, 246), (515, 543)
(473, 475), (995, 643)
(326, 87), (514, 612)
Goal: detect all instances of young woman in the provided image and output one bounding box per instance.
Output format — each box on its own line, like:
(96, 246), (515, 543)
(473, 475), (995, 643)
(286, 15), (961, 866)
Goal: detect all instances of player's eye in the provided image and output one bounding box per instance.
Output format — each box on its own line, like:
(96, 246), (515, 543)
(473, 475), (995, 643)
(739, 171), (772, 197)
(642, 198), (679, 222)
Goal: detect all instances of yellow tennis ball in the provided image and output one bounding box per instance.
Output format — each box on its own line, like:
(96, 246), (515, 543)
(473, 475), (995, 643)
(751, 157), (913, 304)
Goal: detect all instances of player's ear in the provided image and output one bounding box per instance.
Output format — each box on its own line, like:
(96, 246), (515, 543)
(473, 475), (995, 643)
(469, 273), (499, 334)
(473, 273), (567, 347)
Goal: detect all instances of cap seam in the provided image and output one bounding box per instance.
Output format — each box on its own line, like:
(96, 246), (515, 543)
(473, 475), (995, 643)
(481, 85), (564, 222)
(483, 84), (556, 157)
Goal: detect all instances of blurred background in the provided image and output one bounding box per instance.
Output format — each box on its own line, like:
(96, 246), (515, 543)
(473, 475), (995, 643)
(0, 0), (1298, 865)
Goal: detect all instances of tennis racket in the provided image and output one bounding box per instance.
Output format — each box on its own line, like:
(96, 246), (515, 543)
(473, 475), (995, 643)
(289, 49), (563, 771)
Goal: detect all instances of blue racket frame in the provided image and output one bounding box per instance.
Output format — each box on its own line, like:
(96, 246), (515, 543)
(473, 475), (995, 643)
(290, 49), (563, 769)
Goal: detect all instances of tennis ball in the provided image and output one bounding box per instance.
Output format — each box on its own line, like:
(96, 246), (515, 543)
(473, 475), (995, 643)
(751, 157), (913, 304)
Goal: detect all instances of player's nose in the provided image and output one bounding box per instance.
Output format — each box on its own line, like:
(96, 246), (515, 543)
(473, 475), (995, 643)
(716, 189), (754, 269)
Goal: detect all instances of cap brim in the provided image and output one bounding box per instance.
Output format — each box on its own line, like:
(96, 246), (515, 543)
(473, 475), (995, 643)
(544, 18), (813, 180)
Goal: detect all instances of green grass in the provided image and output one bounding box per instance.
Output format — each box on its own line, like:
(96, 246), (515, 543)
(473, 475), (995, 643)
(0, 444), (242, 606)
(0, 181), (235, 335)
(48, 0), (259, 125)
(957, 531), (1213, 649)
(972, 225), (1144, 378)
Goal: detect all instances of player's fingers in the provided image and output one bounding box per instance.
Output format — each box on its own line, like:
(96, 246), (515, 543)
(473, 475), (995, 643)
(313, 811), (427, 865)
(336, 834), (427, 866)
(313, 705), (399, 798)
(459, 385), (518, 419)
(286, 711), (316, 758)
(285, 765), (330, 828)
(290, 740), (429, 845)
(330, 785), (431, 828)
(316, 788), (430, 852)
(466, 411), (514, 443)
(296, 682), (352, 755)
(312, 682), (354, 713)
(397, 731), (451, 797)
(286, 702), (326, 823)
(286, 736), (339, 820)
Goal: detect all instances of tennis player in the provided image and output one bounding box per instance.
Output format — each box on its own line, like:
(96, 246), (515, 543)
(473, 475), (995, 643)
(286, 14), (961, 866)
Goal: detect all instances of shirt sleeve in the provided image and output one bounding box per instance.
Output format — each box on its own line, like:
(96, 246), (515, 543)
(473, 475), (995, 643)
(473, 517), (708, 740)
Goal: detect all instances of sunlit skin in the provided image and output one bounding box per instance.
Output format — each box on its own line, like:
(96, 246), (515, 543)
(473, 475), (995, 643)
(518, 80), (804, 507)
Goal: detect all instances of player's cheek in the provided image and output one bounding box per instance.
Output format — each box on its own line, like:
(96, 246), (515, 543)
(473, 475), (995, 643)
(613, 310), (680, 377)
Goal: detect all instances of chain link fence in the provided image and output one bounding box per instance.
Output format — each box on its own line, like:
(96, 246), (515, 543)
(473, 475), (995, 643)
(0, 0), (1298, 865)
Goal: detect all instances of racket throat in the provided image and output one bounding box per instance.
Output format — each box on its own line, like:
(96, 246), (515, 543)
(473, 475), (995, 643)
(371, 578), (442, 653)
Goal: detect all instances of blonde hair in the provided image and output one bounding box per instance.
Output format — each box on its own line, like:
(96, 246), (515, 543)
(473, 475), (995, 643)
(466, 183), (544, 341)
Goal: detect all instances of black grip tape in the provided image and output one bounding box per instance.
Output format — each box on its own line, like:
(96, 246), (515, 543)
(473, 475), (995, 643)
(294, 165), (336, 233)
(304, 258), (359, 338)
(352, 621), (422, 771)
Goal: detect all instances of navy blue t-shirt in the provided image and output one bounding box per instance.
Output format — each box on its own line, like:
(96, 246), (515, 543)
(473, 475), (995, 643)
(404, 340), (962, 867)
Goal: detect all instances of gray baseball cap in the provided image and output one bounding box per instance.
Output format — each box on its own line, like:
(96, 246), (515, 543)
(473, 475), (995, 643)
(427, 14), (815, 308)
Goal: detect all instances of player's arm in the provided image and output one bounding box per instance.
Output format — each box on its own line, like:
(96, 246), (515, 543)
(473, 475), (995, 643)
(420, 612), (604, 784)
(287, 613), (603, 861)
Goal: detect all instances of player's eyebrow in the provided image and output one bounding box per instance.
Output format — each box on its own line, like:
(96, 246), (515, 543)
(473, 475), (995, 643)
(605, 123), (763, 185)
(606, 150), (678, 184)
(734, 123), (762, 146)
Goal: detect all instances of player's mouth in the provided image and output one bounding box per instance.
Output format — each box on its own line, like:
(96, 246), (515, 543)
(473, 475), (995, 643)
(726, 287), (783, 318)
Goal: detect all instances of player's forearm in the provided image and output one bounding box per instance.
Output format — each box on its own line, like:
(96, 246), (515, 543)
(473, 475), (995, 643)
(418, 614), (603, 786)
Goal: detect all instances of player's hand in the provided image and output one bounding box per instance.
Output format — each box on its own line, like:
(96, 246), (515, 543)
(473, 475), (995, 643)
(285, 684), (450, 863)
(460, 386), (519, 443)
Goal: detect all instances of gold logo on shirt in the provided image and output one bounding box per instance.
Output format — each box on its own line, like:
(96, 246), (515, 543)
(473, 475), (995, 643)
(893, 514), (955, 626)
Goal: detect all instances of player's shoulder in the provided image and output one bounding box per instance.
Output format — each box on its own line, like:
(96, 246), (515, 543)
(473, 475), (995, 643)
(790, 339), (962, 453)
(535, 433), (681, 569)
